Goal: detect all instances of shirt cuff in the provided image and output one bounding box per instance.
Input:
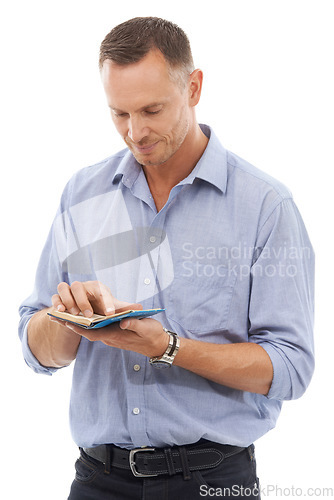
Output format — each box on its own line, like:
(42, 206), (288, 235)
(21, 319), (60, 376)
(258, 341), (292, 400)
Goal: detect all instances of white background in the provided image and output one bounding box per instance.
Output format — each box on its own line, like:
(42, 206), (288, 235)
(1, 1), (333, 498)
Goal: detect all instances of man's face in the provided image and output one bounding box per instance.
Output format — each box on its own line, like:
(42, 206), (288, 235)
(101, 50), (192, 167)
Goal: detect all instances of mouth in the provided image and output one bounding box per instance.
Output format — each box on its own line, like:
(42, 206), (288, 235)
(131, 141), (160, 154)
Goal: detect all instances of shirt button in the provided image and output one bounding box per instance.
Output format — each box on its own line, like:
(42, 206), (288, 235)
(133, 364), (141, 372)
(144, 278), (151, 285)
(149, 236), (156, 243)
(133, 408), (140, 415)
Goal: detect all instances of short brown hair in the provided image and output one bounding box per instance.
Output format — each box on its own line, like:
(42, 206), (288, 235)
(99, 17), (195, 85)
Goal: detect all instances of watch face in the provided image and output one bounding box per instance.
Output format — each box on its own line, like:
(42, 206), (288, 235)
(150, 360), (171, 369)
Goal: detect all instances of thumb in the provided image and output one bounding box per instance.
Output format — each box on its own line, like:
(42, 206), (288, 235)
(119, 318), (141, 331)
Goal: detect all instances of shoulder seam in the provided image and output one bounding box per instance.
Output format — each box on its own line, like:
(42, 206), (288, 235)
(257, 197), (293, 236)
(227, 154), (292, 200)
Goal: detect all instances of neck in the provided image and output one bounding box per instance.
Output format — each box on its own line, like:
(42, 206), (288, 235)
(143, 124), (209, 198)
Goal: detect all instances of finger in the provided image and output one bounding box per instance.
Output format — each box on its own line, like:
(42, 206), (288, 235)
(48, 316), (82, 336)
(85, 281), (116, 315)
(70, 281), (94, 317)
(85, 282), (140, 316)
(63, 321), (87, 335)
(51, 294), (66, 312)
(48, 316), (64, 325)
(57, 282), (80, 315)
(98, 284), (121, 315)
(64, 321), (117, 343)
(114, 302), (143, 314)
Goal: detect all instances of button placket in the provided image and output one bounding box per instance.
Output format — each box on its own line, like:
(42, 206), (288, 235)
(135, 233), (161, 301)
(125, 351), (149, 446)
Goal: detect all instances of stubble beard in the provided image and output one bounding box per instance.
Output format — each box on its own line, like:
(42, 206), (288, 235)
(126, 113), (190, 167)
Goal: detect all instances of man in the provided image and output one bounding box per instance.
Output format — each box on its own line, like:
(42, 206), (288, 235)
(19, 17), (315, 500)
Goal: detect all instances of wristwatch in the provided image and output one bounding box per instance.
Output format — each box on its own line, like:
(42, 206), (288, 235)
(149, 328), (180, 368)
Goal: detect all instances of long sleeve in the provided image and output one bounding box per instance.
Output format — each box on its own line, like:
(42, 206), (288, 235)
(18, 183), (74, 375)
(248, 198), (315, 400)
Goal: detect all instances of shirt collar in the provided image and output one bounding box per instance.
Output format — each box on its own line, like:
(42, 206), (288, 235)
(112, 124), (227, 194)
(112, 149), (142, 188)
(180, 124), (227, 194)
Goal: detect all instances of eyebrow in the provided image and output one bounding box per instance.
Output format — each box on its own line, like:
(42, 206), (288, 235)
(109, 102), (165, 114)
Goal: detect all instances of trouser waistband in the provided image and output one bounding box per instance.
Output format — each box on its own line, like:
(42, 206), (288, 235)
(83, 440), (248, 478)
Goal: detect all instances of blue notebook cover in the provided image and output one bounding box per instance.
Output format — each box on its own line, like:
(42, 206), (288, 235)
(47, 308), (165, 329)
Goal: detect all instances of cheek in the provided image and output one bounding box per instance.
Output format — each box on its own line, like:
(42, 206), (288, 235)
(156, 112), (183, 141)
(164, 109), (188, 143)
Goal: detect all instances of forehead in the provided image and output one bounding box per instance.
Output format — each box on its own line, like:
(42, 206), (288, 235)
(101, 50), (182, 110)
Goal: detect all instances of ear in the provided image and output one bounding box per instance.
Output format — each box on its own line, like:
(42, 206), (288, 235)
(188, 69), (204, 107)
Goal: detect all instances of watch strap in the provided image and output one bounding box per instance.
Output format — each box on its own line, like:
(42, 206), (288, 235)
(149, 328), (180, 367)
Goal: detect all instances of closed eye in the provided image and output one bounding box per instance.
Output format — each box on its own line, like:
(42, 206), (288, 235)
(144, 109), (161, 115)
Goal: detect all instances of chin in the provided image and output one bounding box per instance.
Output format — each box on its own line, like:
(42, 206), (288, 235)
(132, 151), (168, 167)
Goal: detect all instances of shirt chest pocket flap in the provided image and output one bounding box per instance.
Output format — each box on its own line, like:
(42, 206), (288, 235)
(167, 269), (237, 334)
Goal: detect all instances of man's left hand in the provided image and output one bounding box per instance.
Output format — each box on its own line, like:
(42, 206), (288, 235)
(55, 317), (170, 359)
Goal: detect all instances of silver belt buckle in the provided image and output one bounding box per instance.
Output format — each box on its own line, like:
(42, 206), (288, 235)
(129, 447), (157, 477)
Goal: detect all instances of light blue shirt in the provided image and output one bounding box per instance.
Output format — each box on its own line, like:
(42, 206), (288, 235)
(19, 125), (315, 449)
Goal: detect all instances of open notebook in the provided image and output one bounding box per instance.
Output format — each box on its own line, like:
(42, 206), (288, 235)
(47, 308), (164, 329)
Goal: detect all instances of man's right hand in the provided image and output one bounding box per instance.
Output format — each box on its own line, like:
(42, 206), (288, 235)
(52, 280), (141, 318)
(29, 280), (142, 368)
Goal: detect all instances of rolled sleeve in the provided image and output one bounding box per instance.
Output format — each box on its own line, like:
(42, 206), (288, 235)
(248, 198), (315, 401)
(19, 313), (59, 375)
(259, 342), (296, 400)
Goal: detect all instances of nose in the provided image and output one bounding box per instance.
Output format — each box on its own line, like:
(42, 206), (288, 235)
(127, 115), (149, 143)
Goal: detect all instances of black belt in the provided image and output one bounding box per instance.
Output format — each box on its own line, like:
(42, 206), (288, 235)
(83, 440), (246, 478)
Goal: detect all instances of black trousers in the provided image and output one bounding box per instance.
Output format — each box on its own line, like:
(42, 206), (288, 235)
(67, 444), (260, 499)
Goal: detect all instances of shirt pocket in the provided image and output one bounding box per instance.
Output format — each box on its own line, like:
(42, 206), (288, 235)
(167, 270), (237, 334)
